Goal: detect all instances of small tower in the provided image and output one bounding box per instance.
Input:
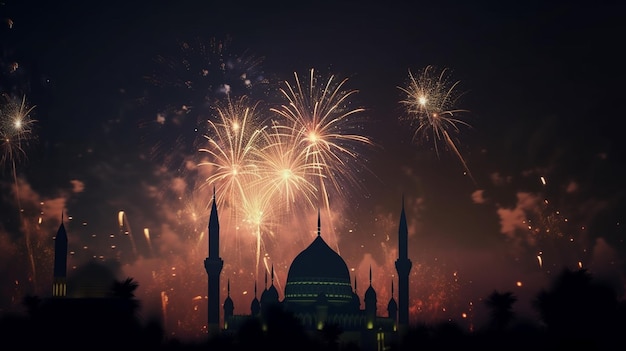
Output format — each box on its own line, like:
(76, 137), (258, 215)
(260, 265), (279, 311)
(387, 280), (398, 329)
(351, 276), (361, 310)
(52, 213), (68, 297)
(223, 279), (234, 330)
(250, 281), (260, 316)
(204, 188), (224, 336)
(364, 266), (377, 329)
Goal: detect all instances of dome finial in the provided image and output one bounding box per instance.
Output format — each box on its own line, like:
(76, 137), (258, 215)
(317, 208), (321, 237)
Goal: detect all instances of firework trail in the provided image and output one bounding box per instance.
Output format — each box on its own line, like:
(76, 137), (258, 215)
(398, 65), (475, 184)
(198, 94), (271, 276)
(269, 68), (373, 249)
(239, 187), (277, 278)
(118, 210), (138, 258)
(143, 227), (155, 257)
(1, 93), (37, 287)
(530, 175), (586, 272)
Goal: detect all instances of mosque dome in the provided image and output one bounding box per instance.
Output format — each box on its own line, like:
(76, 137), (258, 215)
(284, 234), (353, 306)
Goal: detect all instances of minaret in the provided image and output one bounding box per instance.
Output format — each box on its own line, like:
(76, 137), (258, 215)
(394, 195), (412, 334)
(52, 213), (68, 297)
(204, 188), (223, 336)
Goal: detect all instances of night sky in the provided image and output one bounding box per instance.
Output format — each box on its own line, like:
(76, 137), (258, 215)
(1, 0), (624, 341)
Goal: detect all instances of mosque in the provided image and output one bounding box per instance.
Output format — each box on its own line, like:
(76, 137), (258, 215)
(204, 192), (413, 351)
(47, 191), (413, 350)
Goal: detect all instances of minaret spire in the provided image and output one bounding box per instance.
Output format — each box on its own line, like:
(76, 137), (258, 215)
(53, 211), (68, 297)
(317, 208), (321, 237)
(395, 195), (413, 334)
(204, 188), (224, 336)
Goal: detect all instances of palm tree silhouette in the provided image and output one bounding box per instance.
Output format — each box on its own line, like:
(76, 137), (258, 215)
(111, 277), (139, 298)
(484, 290), (517, 331)
(110, 277), (141, 325)
(533, 268), (620, 348)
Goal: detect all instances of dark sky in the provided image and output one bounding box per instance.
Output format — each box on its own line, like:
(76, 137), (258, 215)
(1, 0), (625, 340)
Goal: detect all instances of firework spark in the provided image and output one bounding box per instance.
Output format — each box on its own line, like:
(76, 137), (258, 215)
(398, 65), (475, 183)
(198, 95), (266, 209)
(269, 68), (373, 247)
(1, 94), (36, 169)
(253, 120), (323, 212)
(1, 94), (37, 287)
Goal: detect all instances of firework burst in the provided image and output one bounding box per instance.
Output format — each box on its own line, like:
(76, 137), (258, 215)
(198, 67), (373, 274)
(269, 68), (373, 215)
(398, 65), (475, 184)
(0, 94), (37, 287)
(198, 95), (266, 209)
(253, 120), (323, 212)
(1, 94), (36, 169)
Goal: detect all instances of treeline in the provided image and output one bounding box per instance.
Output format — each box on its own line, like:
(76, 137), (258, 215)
(1, 267), (625, 350)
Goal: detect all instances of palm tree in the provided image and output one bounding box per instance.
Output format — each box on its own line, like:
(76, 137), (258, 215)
(111, 277), (139, 298)
(109, 278), (141, 320)
(484, 290), (517, 331)
(533, 268), (619, 344)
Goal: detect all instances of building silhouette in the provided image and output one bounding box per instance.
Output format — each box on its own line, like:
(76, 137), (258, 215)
(42, 219), (142, 348)
(52, 213), (68, 297)
(204, 187), (223, 337)
(205, 193), (413, 351)
(395, 195), (413, 334)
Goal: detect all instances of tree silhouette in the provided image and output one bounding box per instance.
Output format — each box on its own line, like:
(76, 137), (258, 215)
(110, 276), (141, 320)
(533, 268), (621, 349)
(111, 277), (139, 298)
(318, 322), (343, 351)
(484, 290), (517, 331)
(21, 293), (41, 318)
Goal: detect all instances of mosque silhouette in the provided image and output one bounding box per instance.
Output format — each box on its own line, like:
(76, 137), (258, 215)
(50, 191), (413, 350)
(204, 191), (413, 350)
